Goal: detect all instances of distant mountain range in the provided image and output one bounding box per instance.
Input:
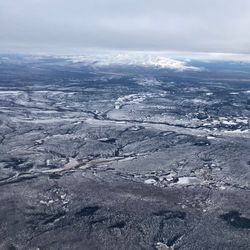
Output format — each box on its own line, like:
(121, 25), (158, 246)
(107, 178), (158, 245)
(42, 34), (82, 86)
(63, 53), (202, 71)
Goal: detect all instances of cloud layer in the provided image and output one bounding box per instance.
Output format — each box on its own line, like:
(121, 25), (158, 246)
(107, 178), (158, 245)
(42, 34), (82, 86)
(0, 0), (250, 54)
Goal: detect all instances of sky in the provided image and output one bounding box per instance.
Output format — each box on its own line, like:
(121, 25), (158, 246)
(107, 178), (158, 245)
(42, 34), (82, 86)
(0, 0), (250, 57)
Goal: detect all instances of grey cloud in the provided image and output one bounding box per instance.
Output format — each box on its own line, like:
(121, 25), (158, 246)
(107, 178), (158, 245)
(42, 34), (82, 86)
(0, 0), (250, 54)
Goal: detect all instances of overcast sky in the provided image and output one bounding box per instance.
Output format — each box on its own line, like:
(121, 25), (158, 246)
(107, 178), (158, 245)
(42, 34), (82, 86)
(0, 0), (250, 55)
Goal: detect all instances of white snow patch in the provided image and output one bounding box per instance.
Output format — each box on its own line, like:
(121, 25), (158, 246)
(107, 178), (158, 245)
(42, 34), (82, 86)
(177, 177), (201, 185)
(144, 179), (157, 185)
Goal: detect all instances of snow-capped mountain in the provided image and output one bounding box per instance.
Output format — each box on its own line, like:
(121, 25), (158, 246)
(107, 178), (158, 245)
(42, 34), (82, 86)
(63, 53), (202, 71)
